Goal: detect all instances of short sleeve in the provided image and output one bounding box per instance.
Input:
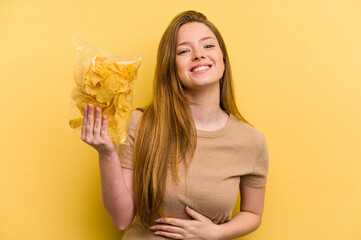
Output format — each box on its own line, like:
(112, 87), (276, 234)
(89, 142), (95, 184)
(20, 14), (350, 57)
(241, 133), (269, 188)
(117, 109), (143, 169)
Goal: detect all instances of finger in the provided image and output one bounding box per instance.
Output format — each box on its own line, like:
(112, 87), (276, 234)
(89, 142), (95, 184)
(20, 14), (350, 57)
(155, 218), (189, 228)
(151, 224), (185, 235)
(93, 107), (102, 139)
(185, 206), (206, 221)
(100, 115), (109, 138)
(81, 105), (88, 140)
(86, 103), (94, 140)
(154, 230), (183, 240)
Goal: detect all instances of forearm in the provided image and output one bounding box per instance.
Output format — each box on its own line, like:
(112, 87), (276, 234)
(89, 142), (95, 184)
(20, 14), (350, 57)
(98, 151), (135, 229)
(215, 211), (262, 240)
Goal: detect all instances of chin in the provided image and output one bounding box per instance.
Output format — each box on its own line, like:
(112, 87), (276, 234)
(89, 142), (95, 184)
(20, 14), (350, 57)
(186, 80), (221, 91)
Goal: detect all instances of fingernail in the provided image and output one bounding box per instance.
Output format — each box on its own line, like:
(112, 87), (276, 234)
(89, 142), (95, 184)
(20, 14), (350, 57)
(150, 226), (155, 230)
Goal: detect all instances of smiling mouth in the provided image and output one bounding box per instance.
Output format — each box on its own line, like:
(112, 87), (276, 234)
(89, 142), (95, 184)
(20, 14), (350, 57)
(191, 65), (212, 73)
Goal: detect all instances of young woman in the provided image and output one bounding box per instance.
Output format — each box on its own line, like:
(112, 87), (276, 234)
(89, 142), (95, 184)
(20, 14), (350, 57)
(81, 10), (269, 240)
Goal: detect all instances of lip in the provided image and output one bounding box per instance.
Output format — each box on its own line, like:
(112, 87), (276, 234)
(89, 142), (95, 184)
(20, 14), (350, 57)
(191, 67), (212, 74)
(190, 63), (212, 72)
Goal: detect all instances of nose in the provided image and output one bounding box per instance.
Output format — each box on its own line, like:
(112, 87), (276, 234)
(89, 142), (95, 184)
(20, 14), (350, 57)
(192, 49), (205, 61)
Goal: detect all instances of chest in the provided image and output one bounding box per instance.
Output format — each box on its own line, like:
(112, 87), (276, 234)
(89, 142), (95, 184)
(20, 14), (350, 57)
(162, 140), (258, 222)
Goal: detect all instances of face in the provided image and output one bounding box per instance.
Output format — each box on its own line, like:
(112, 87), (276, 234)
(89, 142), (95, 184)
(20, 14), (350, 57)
(175, 22), (225, 92)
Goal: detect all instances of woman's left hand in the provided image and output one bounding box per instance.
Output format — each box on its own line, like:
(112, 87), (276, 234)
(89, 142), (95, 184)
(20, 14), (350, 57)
(150, 206), (220, 240)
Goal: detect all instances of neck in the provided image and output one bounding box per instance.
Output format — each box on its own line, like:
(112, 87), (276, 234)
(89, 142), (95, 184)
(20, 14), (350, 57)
(184, 83), (228, 131)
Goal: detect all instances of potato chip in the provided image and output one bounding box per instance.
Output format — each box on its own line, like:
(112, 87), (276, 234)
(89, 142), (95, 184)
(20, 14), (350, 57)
(68, 34), (142, 144)
(69, 118), (83, 129)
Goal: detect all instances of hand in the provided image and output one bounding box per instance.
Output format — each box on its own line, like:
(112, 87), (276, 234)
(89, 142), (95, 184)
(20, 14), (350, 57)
(150, 206), (220, 240)
(81, 103), (117, 155)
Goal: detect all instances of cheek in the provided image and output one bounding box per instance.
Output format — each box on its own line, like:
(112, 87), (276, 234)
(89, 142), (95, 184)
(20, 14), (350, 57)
(176, 60), (187, 76)
(218, 56), (225, 72)
(220, 54), (226, 71)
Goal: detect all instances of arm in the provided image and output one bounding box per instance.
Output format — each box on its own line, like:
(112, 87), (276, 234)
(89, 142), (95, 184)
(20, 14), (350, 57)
(215, 132), (269, 239)
(215, 182), (266, 240)
(100, 109), (144, 230)
(82, 104), (136, 230)
(99, 152), (136, 230)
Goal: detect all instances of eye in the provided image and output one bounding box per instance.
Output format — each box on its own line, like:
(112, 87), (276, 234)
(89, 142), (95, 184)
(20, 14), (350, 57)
(205, 44), (215, 48)
(177, 49), (189, 55)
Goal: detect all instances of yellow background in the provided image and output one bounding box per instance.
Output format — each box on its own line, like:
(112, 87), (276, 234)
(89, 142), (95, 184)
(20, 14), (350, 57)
(1, 0), (360, 239)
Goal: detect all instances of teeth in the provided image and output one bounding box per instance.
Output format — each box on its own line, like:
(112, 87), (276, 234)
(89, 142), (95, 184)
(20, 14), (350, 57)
(192, 65), (210, 72)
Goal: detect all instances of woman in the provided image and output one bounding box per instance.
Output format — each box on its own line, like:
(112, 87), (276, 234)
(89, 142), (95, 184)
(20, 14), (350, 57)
(81, 10), (269, 240)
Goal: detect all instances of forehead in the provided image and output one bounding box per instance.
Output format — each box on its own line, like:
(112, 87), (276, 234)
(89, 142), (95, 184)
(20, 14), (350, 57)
(177, 22), (216, 43)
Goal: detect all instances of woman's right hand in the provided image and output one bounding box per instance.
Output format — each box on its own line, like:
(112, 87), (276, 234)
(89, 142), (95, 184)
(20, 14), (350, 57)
(81, 103), (117, 156)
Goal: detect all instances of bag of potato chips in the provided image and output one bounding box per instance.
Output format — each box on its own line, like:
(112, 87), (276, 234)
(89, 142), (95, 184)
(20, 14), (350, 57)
(68, 34), (143, 144)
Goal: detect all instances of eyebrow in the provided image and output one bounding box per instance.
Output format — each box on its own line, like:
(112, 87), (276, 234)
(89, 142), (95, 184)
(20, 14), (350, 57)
(177, 36), (216, 47)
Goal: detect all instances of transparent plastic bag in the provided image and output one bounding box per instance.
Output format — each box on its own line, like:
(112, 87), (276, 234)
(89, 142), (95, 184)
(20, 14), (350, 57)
(67, 34), (143, 144)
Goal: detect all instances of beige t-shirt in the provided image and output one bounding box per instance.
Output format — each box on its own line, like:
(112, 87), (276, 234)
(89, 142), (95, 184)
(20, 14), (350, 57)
(118, 110), (269, 239)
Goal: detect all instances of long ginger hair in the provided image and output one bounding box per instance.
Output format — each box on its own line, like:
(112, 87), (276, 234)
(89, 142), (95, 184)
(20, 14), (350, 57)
(133, 10), (253, 231)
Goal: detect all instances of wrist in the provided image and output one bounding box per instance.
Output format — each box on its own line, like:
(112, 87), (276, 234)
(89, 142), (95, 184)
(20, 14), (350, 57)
(213, 223), (226, 240)
(98, 149), (118, 161)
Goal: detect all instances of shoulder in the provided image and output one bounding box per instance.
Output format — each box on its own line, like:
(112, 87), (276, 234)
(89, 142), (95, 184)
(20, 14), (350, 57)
(126, 108), (144, 132)
(130, 108), (143, 122)
(229, 114), (266, 150)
